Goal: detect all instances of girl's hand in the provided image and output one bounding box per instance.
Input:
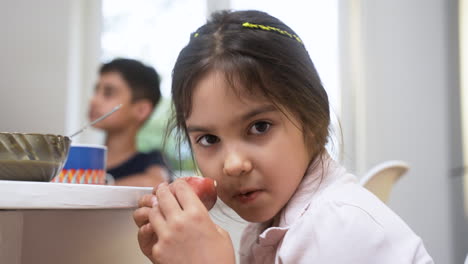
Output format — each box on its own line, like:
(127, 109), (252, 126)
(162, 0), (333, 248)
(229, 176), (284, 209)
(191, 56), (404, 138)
(133, 191), (159, 262)
(149, 180), (236, 264)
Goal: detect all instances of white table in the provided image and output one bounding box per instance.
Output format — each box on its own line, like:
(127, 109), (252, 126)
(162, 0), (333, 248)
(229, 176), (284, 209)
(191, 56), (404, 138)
(0, 180), (153, 264)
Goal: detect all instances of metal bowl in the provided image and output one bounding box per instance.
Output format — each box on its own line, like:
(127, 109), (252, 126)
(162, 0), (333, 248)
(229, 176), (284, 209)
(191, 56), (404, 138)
(0, 133), (71, 182)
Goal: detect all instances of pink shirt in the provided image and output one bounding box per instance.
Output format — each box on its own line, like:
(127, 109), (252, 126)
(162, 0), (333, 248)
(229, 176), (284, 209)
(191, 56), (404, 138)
(238, 155), (434, 264)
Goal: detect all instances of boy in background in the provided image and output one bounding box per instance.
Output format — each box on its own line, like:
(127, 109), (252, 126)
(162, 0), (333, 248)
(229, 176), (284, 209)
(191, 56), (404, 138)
(89, 58), (170, 187)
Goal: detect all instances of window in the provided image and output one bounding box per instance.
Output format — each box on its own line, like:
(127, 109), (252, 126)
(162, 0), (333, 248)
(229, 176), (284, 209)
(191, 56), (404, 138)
(101, 0), (206, 171)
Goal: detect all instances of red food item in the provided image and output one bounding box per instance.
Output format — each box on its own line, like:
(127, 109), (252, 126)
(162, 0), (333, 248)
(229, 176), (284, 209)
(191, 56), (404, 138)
(182, 177), (217, 210)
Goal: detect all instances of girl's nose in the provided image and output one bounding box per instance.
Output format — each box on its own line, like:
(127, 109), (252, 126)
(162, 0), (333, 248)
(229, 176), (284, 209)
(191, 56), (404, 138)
(223, 151), (253, 177)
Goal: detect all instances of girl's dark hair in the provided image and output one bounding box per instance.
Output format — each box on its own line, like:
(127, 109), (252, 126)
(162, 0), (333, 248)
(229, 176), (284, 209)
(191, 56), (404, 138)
(100, 58), (161, 108)
(169, 10), (330, 163)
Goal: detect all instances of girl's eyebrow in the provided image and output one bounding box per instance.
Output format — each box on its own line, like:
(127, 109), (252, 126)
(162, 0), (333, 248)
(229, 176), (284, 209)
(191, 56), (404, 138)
(186, 105), (278, 133)
(240, 105), (277, 121)
(187, 125), (211, 133)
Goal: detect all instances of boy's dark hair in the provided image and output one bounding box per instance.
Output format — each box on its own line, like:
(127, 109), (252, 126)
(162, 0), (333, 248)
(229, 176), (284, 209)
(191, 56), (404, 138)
(170, 10), (330, 160)
(100, 58), (161, 108)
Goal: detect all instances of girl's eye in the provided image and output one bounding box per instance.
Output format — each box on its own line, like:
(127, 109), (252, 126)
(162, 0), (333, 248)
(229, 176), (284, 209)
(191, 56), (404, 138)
(249, 121), (271, 135)
(197, 134), (219, 147)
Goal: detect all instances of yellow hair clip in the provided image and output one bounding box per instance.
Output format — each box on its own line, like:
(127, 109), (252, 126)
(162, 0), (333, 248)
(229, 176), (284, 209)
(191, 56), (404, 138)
(242, 22), (303, 45)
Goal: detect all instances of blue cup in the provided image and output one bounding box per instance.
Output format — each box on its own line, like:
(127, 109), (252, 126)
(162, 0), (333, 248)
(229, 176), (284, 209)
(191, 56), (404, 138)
(51, 144), (107, 184)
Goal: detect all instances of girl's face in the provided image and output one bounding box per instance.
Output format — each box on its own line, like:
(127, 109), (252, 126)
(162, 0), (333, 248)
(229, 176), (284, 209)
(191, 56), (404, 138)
(186, 71), (313, 223)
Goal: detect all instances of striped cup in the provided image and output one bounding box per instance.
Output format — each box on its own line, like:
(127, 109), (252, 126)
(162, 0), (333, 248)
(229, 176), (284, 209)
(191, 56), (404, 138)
(51, 144), (107, 184)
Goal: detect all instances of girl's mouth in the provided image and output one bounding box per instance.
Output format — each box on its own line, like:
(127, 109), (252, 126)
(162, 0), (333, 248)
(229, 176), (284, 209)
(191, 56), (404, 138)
(235, 190), (262, 204)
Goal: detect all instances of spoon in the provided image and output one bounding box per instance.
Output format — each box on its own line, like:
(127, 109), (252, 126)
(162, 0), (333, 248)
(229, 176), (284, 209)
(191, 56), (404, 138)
(69, 104), (123, 138)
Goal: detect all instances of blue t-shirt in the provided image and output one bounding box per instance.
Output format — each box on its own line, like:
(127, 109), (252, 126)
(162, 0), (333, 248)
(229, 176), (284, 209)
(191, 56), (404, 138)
(107, 150), (169, 180)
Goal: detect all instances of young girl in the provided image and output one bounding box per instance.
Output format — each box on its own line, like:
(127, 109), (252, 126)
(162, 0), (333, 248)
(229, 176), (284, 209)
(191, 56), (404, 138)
(133, 10), (434, 263)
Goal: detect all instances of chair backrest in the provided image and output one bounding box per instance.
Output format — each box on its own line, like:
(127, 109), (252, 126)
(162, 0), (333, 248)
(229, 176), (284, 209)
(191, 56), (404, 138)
(360, 160), (409, 204)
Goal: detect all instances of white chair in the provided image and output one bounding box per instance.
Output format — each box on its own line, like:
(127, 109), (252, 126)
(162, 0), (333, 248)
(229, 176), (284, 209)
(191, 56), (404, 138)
(360, 160), (409, 204)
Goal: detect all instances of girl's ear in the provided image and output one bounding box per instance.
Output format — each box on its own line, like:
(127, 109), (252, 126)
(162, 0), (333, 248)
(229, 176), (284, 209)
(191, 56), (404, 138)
(133, 99), (154, 123)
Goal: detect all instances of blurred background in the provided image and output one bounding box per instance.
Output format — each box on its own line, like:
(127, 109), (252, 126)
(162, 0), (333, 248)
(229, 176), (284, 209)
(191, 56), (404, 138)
(0, 0), (467, 263)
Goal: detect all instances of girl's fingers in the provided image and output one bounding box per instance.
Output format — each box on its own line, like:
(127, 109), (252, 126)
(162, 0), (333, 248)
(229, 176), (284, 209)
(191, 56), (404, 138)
(140, 222), (154, 233)
(133, 206), (152, 228)
(148, 205), (167, 235)
(152, 181), (166, 195)
(171, 180), (205, 211)
(138, 194), (157, 208)
(137, 223), (157, 262)
(155, 182), (182, 220)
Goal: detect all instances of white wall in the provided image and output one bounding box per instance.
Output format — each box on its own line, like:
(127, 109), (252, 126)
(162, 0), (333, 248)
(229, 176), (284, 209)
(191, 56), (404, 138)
(1, 0), (71, 134)
(0, 0), (101, 143)
(340, 0), (467, 263)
